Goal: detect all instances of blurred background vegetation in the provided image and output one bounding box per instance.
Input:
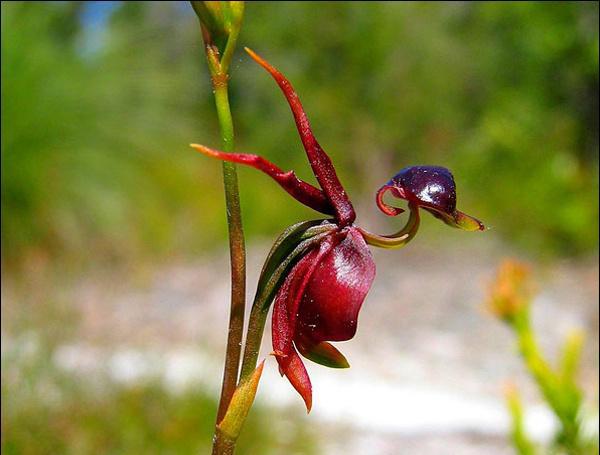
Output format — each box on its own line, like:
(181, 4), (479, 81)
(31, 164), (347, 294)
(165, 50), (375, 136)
(2, 1), (598, 271)
(2, 2), (598, 454)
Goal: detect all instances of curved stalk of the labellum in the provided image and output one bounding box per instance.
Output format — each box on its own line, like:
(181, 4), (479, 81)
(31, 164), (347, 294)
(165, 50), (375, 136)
(358, 202), (421, 249)
(244, 47), (355, 227)
(363, 166), (484, 249)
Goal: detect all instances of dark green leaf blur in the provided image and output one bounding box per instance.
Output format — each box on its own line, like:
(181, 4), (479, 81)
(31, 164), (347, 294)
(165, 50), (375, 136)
(2, 1), (598, 268)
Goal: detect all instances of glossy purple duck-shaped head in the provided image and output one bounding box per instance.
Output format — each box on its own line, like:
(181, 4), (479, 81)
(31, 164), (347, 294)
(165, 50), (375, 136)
(377, 166), (485, 231)
(192, 48), (484, 411)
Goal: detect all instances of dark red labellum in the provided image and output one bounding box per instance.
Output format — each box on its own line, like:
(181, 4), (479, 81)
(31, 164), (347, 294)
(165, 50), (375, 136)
(378, 166), (485, 232)
(387, 166), (457, 216)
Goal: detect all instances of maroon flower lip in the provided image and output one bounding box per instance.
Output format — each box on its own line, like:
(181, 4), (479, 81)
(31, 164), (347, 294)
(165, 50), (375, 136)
(377, 166), (485, 232)
(192, 48), (484, 411)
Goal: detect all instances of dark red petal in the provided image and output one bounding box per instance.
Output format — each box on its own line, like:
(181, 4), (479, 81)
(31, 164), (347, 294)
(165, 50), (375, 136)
(245, 48), (355, 226)
(272, 235), (337, 411)
(296, 227), (376, 344)
(271, 256), (313, 411)
(272, 249), (317, 360)
(278, 348), (313, 412)
(191, 143), (334, 215)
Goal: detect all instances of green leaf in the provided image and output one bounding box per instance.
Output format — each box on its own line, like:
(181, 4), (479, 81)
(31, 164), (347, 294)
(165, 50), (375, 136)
(505, 384), (537, 455)
(295, 338), (350, 369)
(190, 1), (229, 51)
(558, 330), (584, 385)
(218, 360), (265, 441)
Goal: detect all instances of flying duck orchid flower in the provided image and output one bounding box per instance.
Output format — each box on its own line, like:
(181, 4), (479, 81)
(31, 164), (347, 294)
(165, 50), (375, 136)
(192, 48), (484, 412)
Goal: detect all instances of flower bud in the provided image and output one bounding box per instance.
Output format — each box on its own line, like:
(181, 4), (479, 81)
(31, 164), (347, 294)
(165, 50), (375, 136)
(487, 259), (535, 323)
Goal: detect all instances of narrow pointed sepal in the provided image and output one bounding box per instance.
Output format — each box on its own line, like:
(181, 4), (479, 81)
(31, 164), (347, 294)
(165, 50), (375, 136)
(272, 236), (337, 411)
(191, 143), (334, 215)
(280, 349), (313, 412)
(244, 48), (356, 226)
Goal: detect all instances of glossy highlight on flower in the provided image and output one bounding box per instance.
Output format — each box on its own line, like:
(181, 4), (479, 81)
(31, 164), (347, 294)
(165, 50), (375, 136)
(192, 48), (484, 411)
(377, 166), (485, 232)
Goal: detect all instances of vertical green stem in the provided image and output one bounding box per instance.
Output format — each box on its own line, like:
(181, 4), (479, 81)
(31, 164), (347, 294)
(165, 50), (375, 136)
(239, 305), (269, 381)
(213, 428), (236, 455)
(506, 386), (536, 455)
(512, 310), (583, 452)
(213, 82), (246, 424)
(191, 3), (247, 453)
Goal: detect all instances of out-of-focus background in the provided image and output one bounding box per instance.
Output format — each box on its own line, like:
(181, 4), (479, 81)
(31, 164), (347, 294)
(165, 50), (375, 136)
(1, 2), (598, 454)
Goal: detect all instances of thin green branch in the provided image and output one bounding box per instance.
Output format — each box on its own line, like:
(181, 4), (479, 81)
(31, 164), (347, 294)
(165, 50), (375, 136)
(359, 202), (420, 249)
(213, 83), (246, 424)
(191, 2), (247, 451)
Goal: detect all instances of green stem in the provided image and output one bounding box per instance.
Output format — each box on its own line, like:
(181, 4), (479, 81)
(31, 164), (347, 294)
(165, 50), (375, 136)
(213, 428), (236, 455)
(512, 311), (583, 452)
(239, 302), (269, 382)
(192, 3), (246, 453)
(213, 82), (246, 424)
(506, 386), (536, 455)
(513, 311), (556, 408)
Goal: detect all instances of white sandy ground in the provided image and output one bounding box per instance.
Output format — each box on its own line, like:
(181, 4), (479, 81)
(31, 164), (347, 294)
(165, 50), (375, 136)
(51, 343), (559, 441)
(3, 237), (599, 453)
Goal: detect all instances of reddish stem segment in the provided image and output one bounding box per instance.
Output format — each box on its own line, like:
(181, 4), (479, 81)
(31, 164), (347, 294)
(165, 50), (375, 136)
(245, 47), (355, 226)
(191, 144), (335, 216)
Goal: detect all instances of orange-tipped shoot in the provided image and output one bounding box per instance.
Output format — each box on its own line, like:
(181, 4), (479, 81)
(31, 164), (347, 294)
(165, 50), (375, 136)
(487, 259), (536, 323)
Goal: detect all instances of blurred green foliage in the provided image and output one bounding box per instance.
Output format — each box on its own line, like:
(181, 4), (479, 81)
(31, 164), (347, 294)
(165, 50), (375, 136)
(2, 1), (598, 268)
(489, 260), (599, 455)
